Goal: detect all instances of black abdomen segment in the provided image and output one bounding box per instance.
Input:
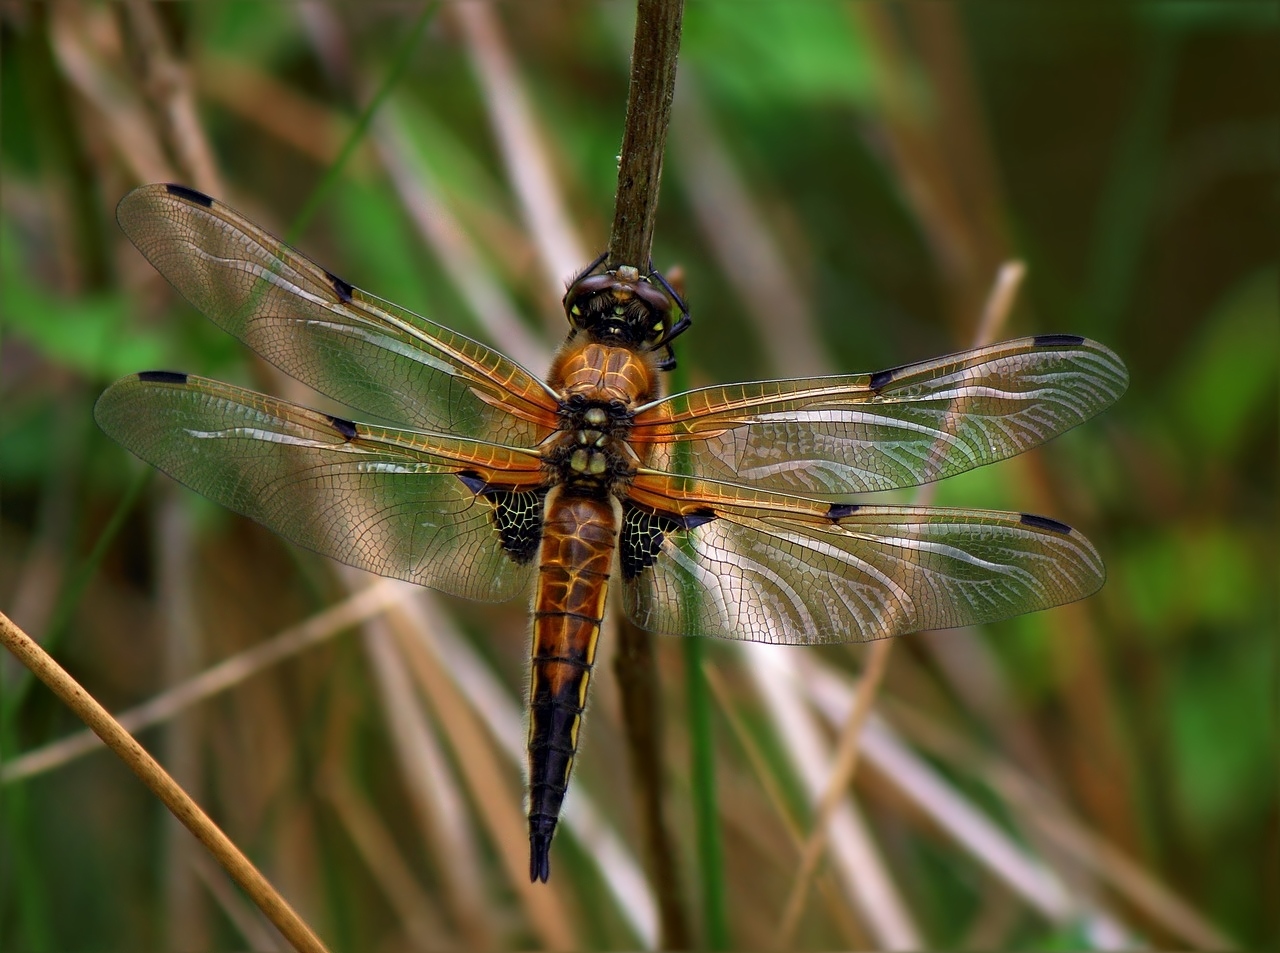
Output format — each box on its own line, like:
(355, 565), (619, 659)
(527, 493), (616, 882)
(527, 627), (597, 884)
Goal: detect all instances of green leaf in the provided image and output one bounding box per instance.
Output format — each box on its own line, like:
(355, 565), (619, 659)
(684, 2), (873, 104)
(1, 229), (167, 379)
(1120, 525), (1261, 634)
(1171, 268), (1279, 457)
(1136, 1), (1279, 32)
(195, 0), (302, 65)
(1171, 637), (1273, 831)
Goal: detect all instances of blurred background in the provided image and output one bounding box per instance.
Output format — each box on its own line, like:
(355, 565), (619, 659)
(1, 2), (1275, 950)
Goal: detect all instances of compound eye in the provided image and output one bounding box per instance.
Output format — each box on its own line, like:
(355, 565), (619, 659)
(645, 321), (667, 347)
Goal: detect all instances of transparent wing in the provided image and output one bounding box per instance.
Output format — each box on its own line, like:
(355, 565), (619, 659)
(95, 372), (547, 602)
(631, 335), (1128, 496)
(621, 473), (1105, 644)
(117, 184), (560, 444)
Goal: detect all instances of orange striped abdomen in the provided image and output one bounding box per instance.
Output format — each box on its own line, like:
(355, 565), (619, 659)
(527, 489), (617, 882)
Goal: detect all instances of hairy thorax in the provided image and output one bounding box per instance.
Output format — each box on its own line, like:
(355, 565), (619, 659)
(543, 337), (660, 493)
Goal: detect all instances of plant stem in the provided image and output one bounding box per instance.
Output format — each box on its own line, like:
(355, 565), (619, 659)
(607, 0), (703, 946)
(608, 0), (685, 268)
(0, 610), (330, 953)
(685, 637), (729, 949)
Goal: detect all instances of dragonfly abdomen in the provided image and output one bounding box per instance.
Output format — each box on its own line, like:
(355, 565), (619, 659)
(527, 490), (618, 882)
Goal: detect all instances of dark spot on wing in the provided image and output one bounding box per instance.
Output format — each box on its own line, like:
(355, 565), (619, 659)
(326, 414), (358, 441)
(485, 488), (547, 564)
(827, 502), (860, 520)
(620, 504), (716, 579)
(684, 508), (717, 530)
(325, 270), (354, 303)
(457, 472), (547, 563)
(456, 470), (487, 494)
(868, 366), (900, 393)
(137, 370), (189, 385)
(165, 183), (214, 208)
(1033, 333), (1085, 347)
(1020, 512), (1073, 535)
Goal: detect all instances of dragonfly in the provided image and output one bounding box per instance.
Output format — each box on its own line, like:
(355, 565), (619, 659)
(96, 183), (1128, 883)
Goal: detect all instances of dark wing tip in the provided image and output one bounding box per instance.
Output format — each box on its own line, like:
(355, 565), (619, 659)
(1020, 512), (1074, 535)
(163, 183), (215, 207)
(1032, 333), (1086, 347)
(136, 370), (189, 385)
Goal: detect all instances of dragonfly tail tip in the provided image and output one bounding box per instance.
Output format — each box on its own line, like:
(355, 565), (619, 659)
(529, 821), (556, 883)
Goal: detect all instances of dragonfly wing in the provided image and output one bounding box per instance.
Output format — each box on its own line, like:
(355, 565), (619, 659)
(621, 473), (1105, 644)
(117, 184), (560, 444)
(95, 372), (547, 602)
(631, 335), (1128, 496)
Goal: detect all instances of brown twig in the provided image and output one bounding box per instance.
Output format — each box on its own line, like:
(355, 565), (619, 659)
(454, 2), (587, 294)
(0, 610), (329, 953)
(607, 0), (689, 945)
(774, 632), (894, 946)
(614, 617), (692, 947)
(1, 580), (405, 784)
(607, 0), (684, 269)
(123, 0), (224, 195)
(701, 664), (868, 948)
(850, 4), (1012, 333)
(47, 2), (175, 184)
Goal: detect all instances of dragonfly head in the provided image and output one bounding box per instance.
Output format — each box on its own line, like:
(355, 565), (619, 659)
(563, 255), (691, 367)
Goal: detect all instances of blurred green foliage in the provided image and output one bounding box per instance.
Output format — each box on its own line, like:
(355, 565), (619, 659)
(2, 225), (163, 380)
(683, 2), (874, 105)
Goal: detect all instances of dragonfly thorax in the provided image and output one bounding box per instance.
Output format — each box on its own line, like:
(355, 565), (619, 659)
(559, 393), (631, 435)
(544, 433), (633, 490)
(547, 339), (660, 407)
(545, 395), (636, 491)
